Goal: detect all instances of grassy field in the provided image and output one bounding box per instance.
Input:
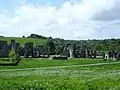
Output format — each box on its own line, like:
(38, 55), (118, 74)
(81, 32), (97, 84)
(0, 59), (120, 90)
(0, 58), (110, 70)
(0, 37), (46, 46)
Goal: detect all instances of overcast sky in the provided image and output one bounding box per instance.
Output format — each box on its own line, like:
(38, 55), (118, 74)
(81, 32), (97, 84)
(0, 0), (120, 40)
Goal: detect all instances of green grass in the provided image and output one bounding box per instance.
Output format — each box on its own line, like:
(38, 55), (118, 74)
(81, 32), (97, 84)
(0, 37), (46, 46)
(0, 58), (110, 70)
(0, 59), (120, 90)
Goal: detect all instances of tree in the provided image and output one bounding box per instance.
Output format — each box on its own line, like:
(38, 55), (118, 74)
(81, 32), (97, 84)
(22, 36), (25, 38)
(8, 49), (20, 62)
(46, 39), (55, 55)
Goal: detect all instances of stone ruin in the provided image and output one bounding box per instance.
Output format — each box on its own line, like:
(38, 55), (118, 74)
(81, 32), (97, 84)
(49, 55), (68, 60)
(0, 39), (97, 59)
(0, 40), (21, 58)
(59, 44), (97, 59)
(19, 47), (25, 56)
(15, 43), (20, 54)
(0, 41), (9, 58)
(104, 51), (120, 60)
(10, 39), (16, 50)
(9, 39), (20, 54)
(24, 42), (33, 58)
(33, 45), (46, 58)
(68, 45), (74, 58)
(67, 44), (96, 59)
(9, 41), (48, 58)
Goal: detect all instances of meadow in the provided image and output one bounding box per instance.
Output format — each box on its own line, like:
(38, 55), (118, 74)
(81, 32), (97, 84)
(0, 37), (46, 46)
(0, 58), (120, 90)
(0, 58), (110, 69)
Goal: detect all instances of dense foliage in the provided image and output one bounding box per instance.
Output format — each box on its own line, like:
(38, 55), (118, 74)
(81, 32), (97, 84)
(8, 49), (20, 62)
(52, 38), (120, 55)
(26, 34), (120, 54)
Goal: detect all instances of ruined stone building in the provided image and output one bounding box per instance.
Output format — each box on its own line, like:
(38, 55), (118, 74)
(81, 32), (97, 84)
(24, 42), (33, 58)
(104, 51), (120, 60)
(0, 41), (9, 58)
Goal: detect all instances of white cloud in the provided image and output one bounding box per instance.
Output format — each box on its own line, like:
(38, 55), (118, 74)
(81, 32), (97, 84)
(0, 0), (120, 40)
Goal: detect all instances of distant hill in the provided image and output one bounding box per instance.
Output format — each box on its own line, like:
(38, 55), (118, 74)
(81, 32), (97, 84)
(0, 37), (46, 46)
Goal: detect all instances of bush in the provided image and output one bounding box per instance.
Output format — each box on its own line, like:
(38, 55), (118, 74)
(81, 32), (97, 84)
(8, 49), (20, 62)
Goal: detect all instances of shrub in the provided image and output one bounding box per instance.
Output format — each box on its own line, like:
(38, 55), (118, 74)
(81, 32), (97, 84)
(8, 49), (20, 62)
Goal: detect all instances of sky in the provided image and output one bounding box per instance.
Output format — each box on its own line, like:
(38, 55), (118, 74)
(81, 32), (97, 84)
(0, 0), (120, 40)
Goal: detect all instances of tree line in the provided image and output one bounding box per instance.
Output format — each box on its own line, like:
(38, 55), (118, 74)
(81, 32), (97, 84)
(26, 34), (120, 56)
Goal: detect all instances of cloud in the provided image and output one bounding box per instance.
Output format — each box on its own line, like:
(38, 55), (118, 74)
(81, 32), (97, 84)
(0, 0), (120, 40)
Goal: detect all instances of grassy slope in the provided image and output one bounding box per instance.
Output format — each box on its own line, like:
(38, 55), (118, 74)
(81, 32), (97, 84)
(0, 37), (46, 46)
(0, 59), (120, 90)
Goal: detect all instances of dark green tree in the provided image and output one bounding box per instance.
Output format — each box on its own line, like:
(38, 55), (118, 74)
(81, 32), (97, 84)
(46, 39), (55, 55)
